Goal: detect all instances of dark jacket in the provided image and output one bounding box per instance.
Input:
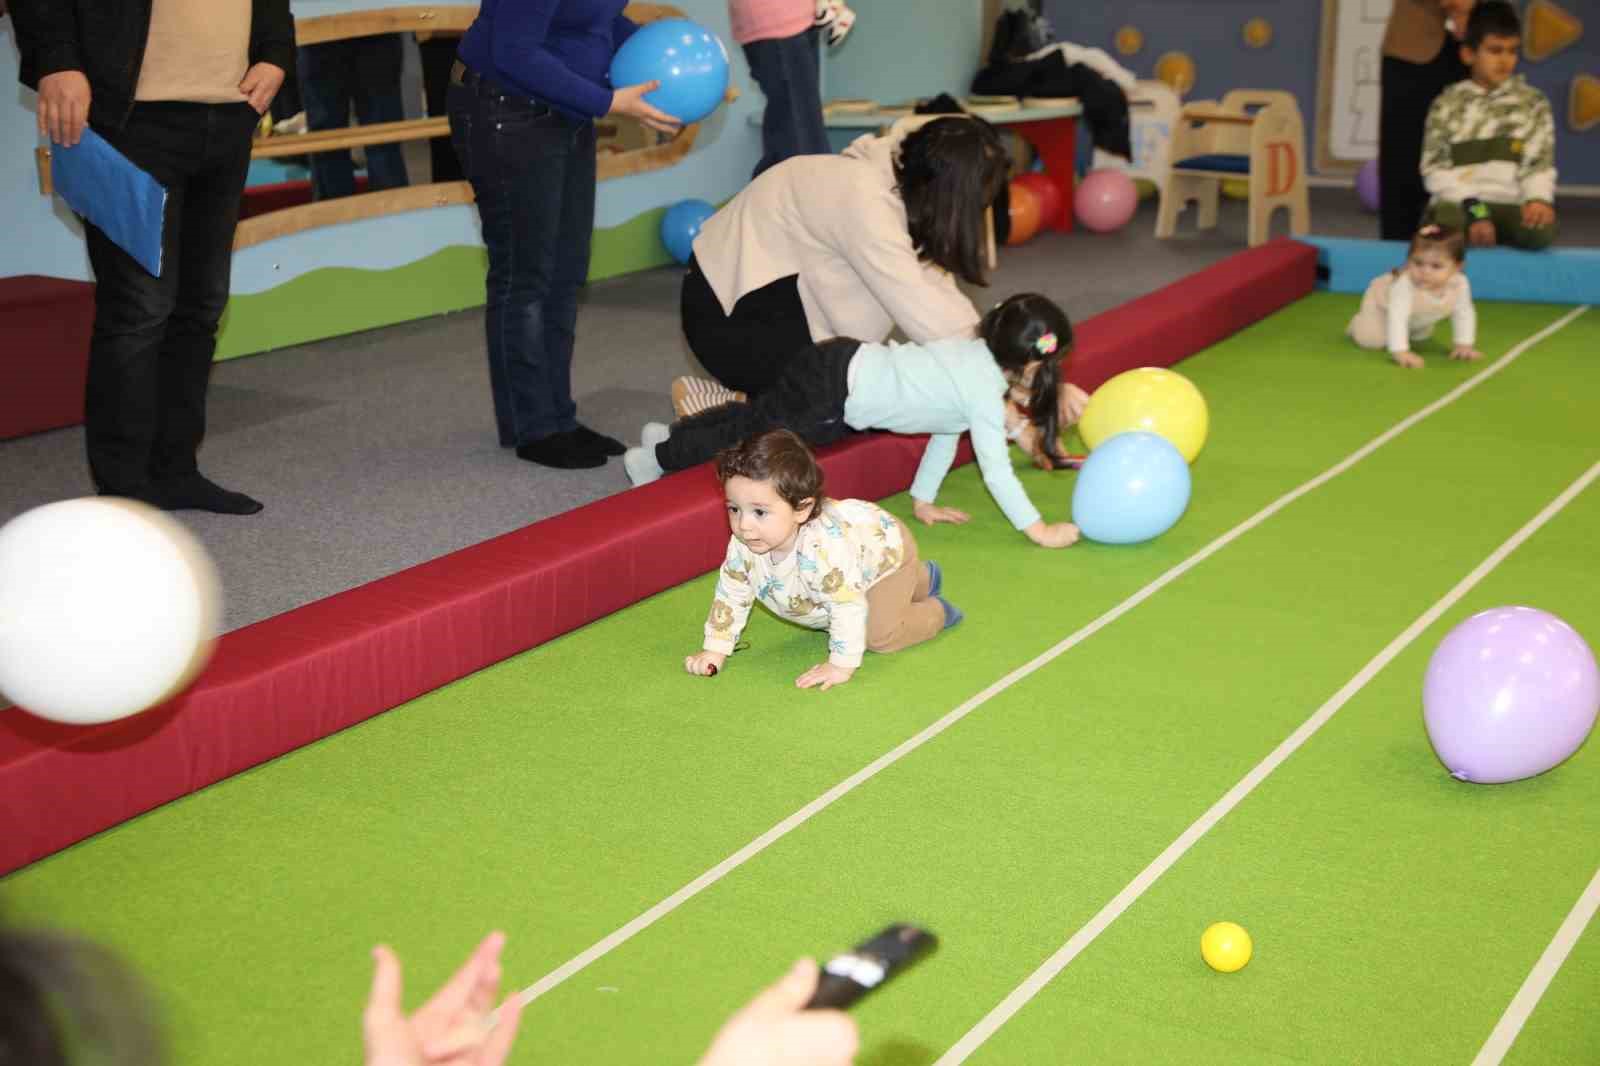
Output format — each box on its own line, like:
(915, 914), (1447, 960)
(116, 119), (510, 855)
(10, 0), (296, 130)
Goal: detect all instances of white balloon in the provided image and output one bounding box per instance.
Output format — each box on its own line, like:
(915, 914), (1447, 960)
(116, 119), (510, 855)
(0, 498), (220, 724)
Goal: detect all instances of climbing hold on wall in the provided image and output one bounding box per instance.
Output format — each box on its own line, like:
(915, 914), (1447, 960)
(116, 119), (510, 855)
(1242, 18), (1273, 49)
(1154, 52), (1196, 95)
(1525, 0), (1582, 61)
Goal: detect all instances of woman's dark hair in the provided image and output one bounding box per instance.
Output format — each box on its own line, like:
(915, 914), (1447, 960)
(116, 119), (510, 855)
(1410, 222), (1467, 263)
(715, 429), (825, 523)
(980, 293), (1074, 468)
(1466, 0), (1520, 48)
(895, 117), (1008, 287)
(0, 926), (164, 1066)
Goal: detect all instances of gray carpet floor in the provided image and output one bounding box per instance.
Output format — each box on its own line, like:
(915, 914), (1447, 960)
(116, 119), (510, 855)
(4, 188), (1597, 631)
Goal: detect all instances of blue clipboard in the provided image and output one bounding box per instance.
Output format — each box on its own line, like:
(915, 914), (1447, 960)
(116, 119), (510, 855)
(51, 129), (168, 277)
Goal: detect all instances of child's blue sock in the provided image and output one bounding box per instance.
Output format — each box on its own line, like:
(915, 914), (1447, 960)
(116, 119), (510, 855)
(935, 595), (963, 629)
(926, 559), (942, 598)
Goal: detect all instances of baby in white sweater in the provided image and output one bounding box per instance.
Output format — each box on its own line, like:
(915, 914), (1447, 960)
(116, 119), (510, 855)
(1346, 224), (1482, 369)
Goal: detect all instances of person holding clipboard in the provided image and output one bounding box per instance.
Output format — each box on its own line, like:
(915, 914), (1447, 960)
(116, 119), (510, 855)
(11, 0), (292, 514)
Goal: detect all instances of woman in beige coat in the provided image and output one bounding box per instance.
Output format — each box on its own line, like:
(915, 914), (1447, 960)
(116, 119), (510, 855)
(1379, 0), (1474, 239)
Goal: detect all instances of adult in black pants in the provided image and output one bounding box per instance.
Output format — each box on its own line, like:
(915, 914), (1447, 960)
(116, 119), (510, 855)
(674, 116), (1004, 416)
(11, 0), (292, 514)
(1379, 0), (1473, 240)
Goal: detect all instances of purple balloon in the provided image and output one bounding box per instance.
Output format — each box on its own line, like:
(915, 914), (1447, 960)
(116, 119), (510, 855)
(1423, 607), (1600, 784)
(1357, 159), (1380, 213)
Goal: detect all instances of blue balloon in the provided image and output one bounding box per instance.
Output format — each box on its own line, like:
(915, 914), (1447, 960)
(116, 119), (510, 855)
(609, 19), (730, 125)
(661, 198), (716, 264)
(1071, 431), (1192, 544)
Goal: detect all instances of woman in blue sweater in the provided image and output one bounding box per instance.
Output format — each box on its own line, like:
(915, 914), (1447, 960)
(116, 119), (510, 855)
(449, 1), (680, 468)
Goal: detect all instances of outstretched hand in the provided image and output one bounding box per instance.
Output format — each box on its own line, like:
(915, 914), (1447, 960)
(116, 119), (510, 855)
(698, 959), (859, 1066)
(363, 933), (525, 1066)
(912, 499), (970, 526)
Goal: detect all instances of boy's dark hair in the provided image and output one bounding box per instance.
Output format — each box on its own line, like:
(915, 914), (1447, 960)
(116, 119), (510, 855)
(0, 927), (164, 1066)
(1466, 1), (1521, 48)
(1411, 222), (1467, 263)
(715, 429), (825, 522)
(895, 117), (1008, 288)
(979, 293), (1073, 468)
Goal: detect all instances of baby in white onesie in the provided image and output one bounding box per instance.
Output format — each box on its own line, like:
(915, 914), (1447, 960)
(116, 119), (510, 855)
(1347, 223), (1482, 369)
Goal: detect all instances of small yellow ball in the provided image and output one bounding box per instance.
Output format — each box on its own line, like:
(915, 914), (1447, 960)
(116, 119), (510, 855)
(1115, 25), (1144, 56)
(1201, 921), (1253, 973)
(1243, 17), (1273, 49)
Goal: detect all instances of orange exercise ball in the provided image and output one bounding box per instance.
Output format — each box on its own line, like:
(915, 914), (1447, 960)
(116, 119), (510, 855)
(1006, 180), (1043, 245)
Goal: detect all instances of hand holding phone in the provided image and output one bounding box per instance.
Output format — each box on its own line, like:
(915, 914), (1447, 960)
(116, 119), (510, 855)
(804, 924), (937, 1010)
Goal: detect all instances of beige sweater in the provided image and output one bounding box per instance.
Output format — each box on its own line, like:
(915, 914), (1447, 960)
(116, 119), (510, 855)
(690, 119), (980, 346)
(135, 0), (251, 104)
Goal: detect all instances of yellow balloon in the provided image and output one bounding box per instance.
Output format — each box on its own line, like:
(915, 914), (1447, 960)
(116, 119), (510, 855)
(1201, 922), (1252, 973)
(1080, 367), (1210, 462)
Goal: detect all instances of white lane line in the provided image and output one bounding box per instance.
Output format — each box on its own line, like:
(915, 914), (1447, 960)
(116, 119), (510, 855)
(1472, 865), (1600, 1066)
(507, 306), (1591, 1015)
(936, 456), (1600, 1065)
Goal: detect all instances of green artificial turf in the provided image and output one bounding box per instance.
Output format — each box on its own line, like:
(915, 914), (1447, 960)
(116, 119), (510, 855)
(2, 295), (1595, 1065)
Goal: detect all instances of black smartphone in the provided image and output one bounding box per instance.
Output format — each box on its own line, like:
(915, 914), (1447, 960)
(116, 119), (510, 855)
(804, 923), (938, 1010)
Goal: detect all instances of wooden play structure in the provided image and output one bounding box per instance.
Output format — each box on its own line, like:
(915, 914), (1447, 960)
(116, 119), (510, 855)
(1155, 89), (1310, 247)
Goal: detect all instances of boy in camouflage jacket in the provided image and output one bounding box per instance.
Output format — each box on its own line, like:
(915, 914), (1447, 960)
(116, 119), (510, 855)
(1421, 1), (1557, 250)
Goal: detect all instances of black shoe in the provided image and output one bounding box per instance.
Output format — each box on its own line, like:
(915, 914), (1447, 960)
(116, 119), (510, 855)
(516, 431), (607, 469)
(150, 473), (264, 515)
(572, 424), (625, 456)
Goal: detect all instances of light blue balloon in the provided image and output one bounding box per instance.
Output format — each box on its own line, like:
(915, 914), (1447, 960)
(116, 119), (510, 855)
(661, 198), (716, 264)
(609, 19), (730, 125)
(1071, 431), (1192, 544)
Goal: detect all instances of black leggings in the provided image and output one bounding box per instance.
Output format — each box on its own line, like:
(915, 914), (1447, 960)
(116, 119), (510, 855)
(1379, 41), (1468, 241)
(680, 255), (816, 397)
(657, 338), (860, 472)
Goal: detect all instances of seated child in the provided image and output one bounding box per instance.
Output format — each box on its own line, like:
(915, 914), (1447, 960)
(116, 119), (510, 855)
(686, 429), (957, 691)
(1347, 223), (1480, 369)
(626, 293), (1081, 550)
(1421, 0), (1557, 250)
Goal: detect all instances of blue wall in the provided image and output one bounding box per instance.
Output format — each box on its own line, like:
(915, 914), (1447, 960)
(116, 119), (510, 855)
(822, 0), (986, 104)
(1042, 0), (1600, 186)
(0, 0), (765, 287)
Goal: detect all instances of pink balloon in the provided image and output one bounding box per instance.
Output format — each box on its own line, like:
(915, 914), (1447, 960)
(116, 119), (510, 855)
(1423, 606), (1600, 784)
(1074, 169), (1138, 233)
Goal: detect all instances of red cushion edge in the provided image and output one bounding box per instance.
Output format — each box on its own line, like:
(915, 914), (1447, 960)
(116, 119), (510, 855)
(0, 241), (1316, 874)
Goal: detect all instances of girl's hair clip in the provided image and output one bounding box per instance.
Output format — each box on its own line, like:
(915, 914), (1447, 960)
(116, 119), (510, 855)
(1034, 332), (1058, 356)
(1417, 223), (1443, 237)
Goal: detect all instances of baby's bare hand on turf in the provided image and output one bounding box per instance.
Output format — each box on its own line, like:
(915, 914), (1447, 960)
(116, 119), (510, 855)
(686, 651), (727, 677)
(796, 663), (854, 691)
(1392, 350), (1424, 369)
(1026, 521), (1080, 548)
(1450, 345), (1483, 361)
(912, 499), (970, 526)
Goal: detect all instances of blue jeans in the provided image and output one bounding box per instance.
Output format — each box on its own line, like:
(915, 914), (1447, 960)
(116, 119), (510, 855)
(742, 30), (830, 179)
(84, 101), (258, 493)
(448, 75), (595, 446)
(297, 36), (410, 200)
